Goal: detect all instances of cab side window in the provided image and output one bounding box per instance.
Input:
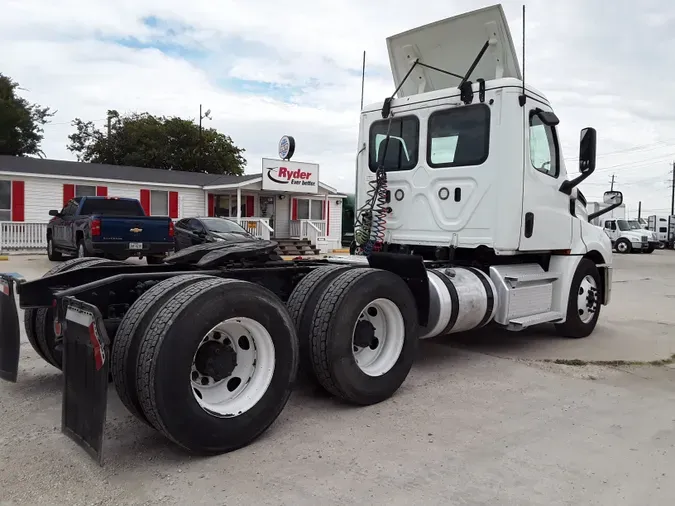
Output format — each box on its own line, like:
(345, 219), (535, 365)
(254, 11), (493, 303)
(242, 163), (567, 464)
(529, 112), (559, 178)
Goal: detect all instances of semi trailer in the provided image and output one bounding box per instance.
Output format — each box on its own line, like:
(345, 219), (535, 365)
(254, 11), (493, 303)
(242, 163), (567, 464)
(0, 4), (621, 465)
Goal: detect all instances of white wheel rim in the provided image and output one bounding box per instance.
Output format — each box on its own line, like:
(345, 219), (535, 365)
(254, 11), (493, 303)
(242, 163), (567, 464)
(351, 298), (405, 377)
(577, 275), (599, 324)
(617, 242), (628, 252)
(191, 317), (275, 418)
(78, 244), (84, 257)
(48, 240), (52, 255)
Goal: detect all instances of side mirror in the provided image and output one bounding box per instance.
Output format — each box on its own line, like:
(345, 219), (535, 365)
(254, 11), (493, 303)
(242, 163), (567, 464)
(603, 190), (623, 206)
(579, 127), (597, 174)
(559, 126), (598, 195)
(48, 210), (60, 217)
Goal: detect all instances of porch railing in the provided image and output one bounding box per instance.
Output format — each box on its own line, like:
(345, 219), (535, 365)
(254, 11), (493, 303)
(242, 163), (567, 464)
(0, 222), (48, 253)
(229, 217), (274, 241)
(290, 220), (326, 241)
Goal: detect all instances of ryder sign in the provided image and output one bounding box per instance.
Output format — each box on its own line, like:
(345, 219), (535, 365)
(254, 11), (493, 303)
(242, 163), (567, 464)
(262, 158), (319, 194)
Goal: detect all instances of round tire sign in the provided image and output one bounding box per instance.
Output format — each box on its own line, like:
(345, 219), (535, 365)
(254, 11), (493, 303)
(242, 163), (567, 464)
(278, 135), (295, 160)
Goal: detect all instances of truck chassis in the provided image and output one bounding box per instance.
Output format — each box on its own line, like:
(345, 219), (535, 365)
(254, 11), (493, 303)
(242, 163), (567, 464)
(0, 240), (439, 464)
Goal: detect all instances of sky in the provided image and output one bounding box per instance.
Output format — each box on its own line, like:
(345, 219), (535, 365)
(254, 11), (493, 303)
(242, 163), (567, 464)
(2, 0), (675, 217)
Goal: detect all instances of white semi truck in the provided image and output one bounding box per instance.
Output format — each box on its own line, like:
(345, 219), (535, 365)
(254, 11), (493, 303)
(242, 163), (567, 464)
(0, 4), (620, 464)
(647, 215), (675, 249)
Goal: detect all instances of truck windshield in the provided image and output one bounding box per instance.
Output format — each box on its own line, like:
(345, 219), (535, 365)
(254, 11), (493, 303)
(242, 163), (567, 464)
(628, 221), (641, 230)
(80, 198), (145, 216)
(617, 220), (631, 231)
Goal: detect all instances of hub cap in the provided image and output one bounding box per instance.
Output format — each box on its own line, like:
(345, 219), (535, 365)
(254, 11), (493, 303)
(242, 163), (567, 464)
(577, 275), (599, 324)
(351, 298), (405, 377)
(617, 241), (628, 253)
(191, 317), (276, 417)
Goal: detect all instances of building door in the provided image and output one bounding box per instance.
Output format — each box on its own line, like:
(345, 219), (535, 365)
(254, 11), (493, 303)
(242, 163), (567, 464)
(259, 196), (276, 236)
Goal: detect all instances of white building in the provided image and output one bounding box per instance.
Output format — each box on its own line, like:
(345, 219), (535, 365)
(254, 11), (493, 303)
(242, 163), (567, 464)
(0, 155), (346, 254)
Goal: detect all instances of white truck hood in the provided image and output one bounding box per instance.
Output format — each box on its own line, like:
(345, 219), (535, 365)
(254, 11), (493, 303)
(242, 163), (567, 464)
(386, 3), (521, 97)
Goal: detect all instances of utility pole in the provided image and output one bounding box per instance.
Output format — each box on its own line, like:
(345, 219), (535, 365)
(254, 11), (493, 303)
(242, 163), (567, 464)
(106, 112), (113, 164)
(610, 174), (616, 191)
(670, 162), (674, 216)
(638, 201), (642, 220)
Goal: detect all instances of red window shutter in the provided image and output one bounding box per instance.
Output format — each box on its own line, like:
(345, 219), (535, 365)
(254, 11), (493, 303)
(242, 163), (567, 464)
(169, 191), (179, 219)
(245, 195), (254, 217)
(323, 199), (330, 237)
(11, 181), (25, 222)
(207, 193), (215, 217)
(291, 198), (298, 220)
(96, 186), (108, 197)
(140, 189), (151, 215)
(63, 184), (75, 206)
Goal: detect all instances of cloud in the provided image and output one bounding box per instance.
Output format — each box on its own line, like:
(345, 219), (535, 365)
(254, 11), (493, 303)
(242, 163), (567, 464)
(1, 0), (674, 215)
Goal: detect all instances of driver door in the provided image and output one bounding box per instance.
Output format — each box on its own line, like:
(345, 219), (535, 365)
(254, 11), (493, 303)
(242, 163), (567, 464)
(519, 107), (573, 251)
(604, 220), (618, 242)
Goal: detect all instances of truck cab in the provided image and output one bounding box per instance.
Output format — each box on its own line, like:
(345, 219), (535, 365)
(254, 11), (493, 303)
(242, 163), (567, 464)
(603, 219), (654, 253)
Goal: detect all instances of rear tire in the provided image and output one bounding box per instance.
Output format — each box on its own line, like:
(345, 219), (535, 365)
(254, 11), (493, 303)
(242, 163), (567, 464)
(34, 258), (127, 369)
(24, 257), (116, 364)
(285, 265), (353, 376)
(308, 268), (419, 405)
(555, 259), (602, 339)
(111, 274), (214, 424)
(645, 246), (654, 254)
(135, 277), (298, 455)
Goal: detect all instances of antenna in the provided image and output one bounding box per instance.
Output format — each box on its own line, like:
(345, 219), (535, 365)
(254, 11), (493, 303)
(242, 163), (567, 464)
(360, 50), (366, 111)
(519, 4), (526, 106)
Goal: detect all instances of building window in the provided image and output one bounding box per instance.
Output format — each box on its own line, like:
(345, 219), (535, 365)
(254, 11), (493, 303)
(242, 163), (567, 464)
(295, 198), (325, 220)
(368, 115), (419, 172)
(75, 184), (97, 197)
(427, 104), (490, 168)
(150, 190), (168, 216)
(529, 112), (560, 178)
(0, 180), (10, 221)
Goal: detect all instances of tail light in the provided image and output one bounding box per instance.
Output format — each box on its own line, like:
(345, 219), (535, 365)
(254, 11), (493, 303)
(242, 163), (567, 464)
(169, 220), (174, 237)
(91, 218), (101, 236)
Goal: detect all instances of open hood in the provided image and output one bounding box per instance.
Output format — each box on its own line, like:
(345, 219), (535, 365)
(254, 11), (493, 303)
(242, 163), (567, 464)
(386, 4), (522, 98)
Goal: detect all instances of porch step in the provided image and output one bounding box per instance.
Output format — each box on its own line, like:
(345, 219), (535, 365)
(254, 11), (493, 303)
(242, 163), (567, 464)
(274, 239), (320, 256)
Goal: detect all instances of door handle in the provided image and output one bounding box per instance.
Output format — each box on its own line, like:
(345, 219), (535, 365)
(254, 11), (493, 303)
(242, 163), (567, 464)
(524, 212), (534, 238)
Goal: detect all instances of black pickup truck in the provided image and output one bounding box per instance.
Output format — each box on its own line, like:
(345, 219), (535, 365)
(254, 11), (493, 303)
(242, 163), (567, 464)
(47, 196), (175, 264)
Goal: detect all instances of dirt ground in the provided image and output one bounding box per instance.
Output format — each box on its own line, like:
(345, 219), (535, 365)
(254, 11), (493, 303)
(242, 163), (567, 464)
(1, 252), (674, 506)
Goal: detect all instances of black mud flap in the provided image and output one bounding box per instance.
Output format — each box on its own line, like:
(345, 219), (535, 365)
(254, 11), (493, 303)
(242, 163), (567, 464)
(60, 297), (110, 466)
(367, 252), (430, 327)
(0, 274), (22, 382)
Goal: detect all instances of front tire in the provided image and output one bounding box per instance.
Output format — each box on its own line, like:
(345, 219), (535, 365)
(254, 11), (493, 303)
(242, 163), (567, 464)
(307, 268), (419, 405)
(47, 237), (62, 261)
(554, 258), (602, 339)
(135, 277), (298, 455)
(615, 238), (631, 254)
(645, 246), (654, 254)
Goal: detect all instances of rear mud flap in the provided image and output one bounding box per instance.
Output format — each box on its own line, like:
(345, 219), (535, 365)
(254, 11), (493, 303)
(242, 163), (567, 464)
(60, 297), (110, 466)
(0, 274), (22, 382)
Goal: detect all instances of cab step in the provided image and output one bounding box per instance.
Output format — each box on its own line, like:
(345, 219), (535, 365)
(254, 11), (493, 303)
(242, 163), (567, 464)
(507, 311), (564, 331)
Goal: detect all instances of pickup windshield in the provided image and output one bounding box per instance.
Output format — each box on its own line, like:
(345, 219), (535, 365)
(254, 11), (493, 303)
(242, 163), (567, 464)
(80, 199), (145, 216)
(617, 220), (631, 232)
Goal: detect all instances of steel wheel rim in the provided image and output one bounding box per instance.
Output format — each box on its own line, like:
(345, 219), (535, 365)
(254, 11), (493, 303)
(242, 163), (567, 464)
(191, 317), (276, 418)
(78, 244), (84, 257)
(617, 242), (628, 253)
(48, 240), (53, 256)
(351, 298), (405, 377)
(577, 275), (599, 324)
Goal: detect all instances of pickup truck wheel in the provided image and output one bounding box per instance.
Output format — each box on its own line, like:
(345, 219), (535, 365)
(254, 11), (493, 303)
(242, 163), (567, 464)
(111, 273), (215, 424)
(615, 238), (631, 254)
(47, 237), (62, 261)
(308, 268), (419, 405)
(24, 257), (115, 364)
(554, 259), (601, 339)
(285, 265), (353, 378)
(34, 258), (127, 369)
(135, 277), (298, 455)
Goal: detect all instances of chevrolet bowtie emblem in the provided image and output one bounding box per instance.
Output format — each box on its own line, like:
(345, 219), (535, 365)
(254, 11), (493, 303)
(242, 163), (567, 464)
(130, 227), (143, 233)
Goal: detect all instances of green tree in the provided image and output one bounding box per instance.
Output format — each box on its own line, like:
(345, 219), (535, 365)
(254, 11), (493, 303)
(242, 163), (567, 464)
(67, 109), (246, 175)
(0, 73), (55, 157)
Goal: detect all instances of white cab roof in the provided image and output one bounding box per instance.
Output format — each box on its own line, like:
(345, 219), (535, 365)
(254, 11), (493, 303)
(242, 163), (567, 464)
(386, 4), (522, 98)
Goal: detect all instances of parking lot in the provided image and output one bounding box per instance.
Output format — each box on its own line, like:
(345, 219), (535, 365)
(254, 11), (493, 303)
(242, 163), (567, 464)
(1, 252), (675, 505)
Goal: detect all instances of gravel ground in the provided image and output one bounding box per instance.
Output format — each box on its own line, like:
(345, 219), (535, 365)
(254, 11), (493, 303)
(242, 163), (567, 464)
(1, 252), (674, 506)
